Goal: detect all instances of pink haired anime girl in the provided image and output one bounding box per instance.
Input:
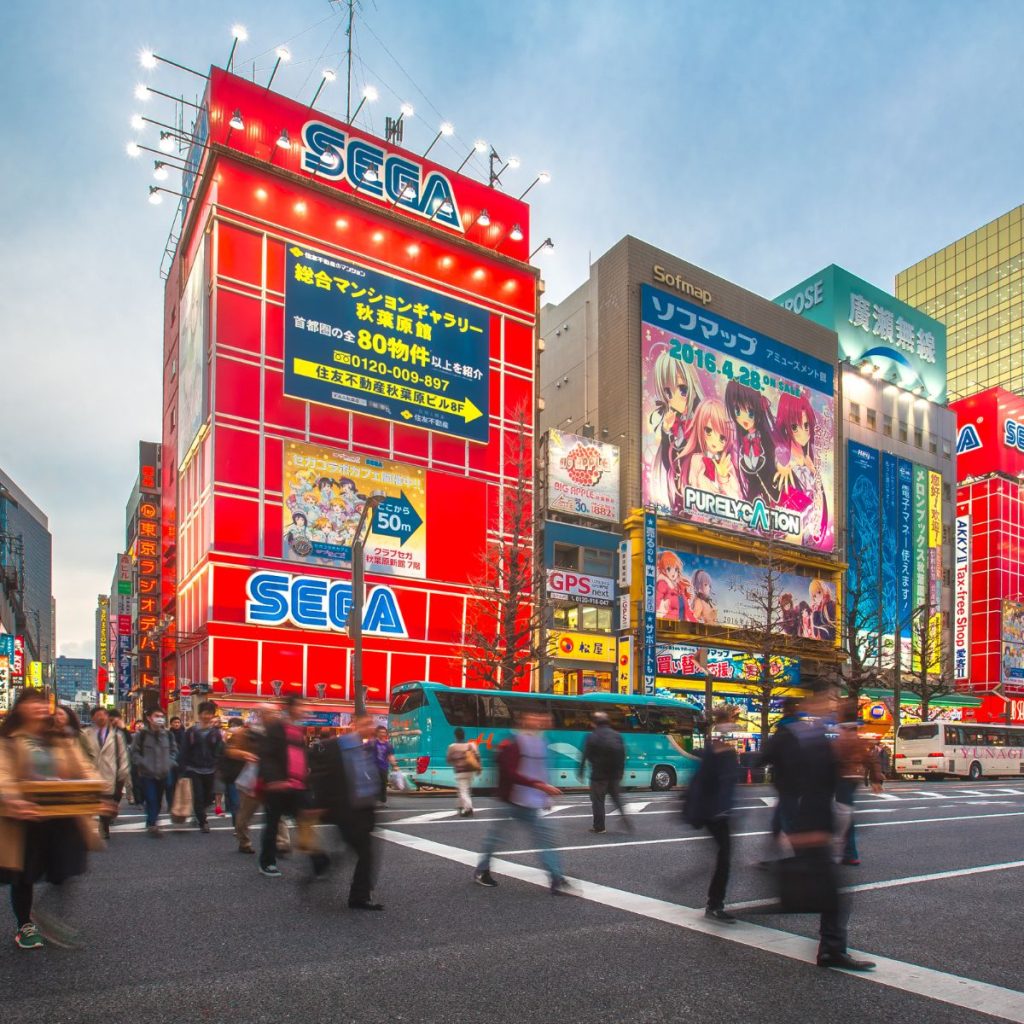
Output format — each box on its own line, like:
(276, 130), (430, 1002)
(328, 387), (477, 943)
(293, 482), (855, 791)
(775, 391), (828, 547)
(676, 398), (741, 506)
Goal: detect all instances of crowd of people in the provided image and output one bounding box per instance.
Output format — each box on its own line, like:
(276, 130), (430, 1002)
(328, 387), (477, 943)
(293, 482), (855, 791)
(0, 683), (882, 971)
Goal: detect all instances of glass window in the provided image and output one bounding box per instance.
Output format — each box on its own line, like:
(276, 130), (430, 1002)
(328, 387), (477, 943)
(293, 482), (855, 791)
(582, 548), (614, 576)
(435, 691), (480, 726)
(553, 543), (579, 569)
(883, 414), (893, 437)
(478, 694), (513, 729)
(899, 424), (908, 443)
(914, 429), (923, 448)
(850, 401), (860, 423)
(865, 408), (876, 429)
(986, 729), (1007, 747)
(549, 701), (595, 731)
(944, 725), (958, 744)
(389, 688), (426, 714)
(930, 440), (938, 455)
(897, 723), (938, 740)
(553, 605), (580, 629)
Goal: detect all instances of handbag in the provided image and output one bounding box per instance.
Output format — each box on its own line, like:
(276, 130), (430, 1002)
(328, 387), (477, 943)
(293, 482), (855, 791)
(236, 761), (259, 796)
(464, 745), (481, 773)
(775, 849), (839, 914)
(170, 776), (193, 823)
(389, 769), (410, 792)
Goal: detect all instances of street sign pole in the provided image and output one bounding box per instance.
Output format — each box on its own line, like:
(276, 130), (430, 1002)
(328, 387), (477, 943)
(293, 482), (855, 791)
(349, 495), (384, 718)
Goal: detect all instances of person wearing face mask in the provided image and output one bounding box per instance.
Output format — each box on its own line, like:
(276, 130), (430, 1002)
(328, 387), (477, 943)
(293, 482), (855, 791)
(131, 709), (176, 837)
(683, 705), (740, 923)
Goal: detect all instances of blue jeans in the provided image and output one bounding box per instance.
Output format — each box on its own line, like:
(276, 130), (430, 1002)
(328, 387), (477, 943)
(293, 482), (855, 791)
(142, 777), (166, 828)
(477, 803), (564, 883)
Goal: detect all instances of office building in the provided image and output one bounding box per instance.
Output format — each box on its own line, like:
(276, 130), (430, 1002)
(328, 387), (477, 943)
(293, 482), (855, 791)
(54, 655), (94, 705)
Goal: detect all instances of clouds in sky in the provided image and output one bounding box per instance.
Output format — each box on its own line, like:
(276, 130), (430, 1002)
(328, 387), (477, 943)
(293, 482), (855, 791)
(1, 0), (1021, 658)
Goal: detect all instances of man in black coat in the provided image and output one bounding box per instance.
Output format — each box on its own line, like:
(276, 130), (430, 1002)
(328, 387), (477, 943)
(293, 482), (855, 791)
(308, 715), (383, 910)
(578, 712), (629, 834)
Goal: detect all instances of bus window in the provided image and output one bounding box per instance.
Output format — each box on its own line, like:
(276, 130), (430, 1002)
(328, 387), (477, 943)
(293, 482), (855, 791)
(962, 727), (986, 745)
(898, 724), (939, 740)
(436, 691), (480, 726)
(389, 689), (426, 714)
(549, 702), (594, 731)
(478, 694), (513, 729)
(987, 729), (1007, 746)
(944, 725), (958, 745)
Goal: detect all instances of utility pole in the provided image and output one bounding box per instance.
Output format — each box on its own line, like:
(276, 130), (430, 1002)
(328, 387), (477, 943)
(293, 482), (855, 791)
(345, 0), (355, 122)
(349, 494), (383, 717)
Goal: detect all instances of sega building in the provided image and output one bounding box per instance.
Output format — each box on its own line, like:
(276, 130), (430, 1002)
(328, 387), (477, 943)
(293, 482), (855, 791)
(952, 387), (1024, 725)
(160, 68), (538, 721)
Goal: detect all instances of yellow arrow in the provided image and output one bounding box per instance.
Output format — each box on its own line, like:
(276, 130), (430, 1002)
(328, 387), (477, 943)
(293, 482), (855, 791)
(293, 358), (483, 423)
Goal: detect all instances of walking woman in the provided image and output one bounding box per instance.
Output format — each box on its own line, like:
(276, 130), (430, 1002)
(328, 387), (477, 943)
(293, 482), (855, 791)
(0, 690), (105, 949)
(683, 705), (740, 923)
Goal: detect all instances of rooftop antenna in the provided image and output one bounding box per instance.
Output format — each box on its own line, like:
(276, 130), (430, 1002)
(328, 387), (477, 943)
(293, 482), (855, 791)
(345, 0), (355, 121)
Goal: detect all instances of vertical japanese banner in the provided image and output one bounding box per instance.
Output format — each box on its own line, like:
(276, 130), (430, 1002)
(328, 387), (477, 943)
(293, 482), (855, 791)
(880, 453), (898, 668)
(927, 471), (943, 673)
(911, 464), (929, 669)
(897, 460), (914, 648)
(954, 515), (971, 683)
(643, 512), (657, 695)
(846, 442), (880, 659)
(617, 637), (633, 695)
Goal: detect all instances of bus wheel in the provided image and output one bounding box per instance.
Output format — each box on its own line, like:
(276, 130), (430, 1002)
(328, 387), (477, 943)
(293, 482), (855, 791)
(651, 766), (676, 791)
(968, 761), (983, 781)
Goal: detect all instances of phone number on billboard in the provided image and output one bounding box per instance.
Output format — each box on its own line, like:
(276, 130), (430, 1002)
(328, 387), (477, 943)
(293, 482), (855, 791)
(665, 338), (800, 397)
(333, 349), (451, 391)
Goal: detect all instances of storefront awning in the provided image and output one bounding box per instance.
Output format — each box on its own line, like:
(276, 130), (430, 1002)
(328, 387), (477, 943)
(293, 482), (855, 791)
(854, 687), (982, 708)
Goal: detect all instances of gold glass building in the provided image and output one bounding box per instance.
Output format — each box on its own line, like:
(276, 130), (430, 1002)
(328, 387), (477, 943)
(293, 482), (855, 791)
(896, 205), (1024, 400)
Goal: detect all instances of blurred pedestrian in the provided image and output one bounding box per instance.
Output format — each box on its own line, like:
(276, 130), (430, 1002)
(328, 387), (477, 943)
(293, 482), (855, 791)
(308, 715), (383, 909)
(578, 711), (629, 834)
(779, 685), (875, 971)
(217, 717), (246, 827)
(372, 726), (398, 804)
(757, 696), (804, 864)
(131, 708), (175, 837)
(54, 706), (93, 764)
(108, 710), (138, 806)
(474, 709), (572, 894)
(446, 727), (480, 816)
(835, 711), (883, 866)
(83, 707), (130, 840)
(877, 742), (892, 780)
(178, 701), (224, 834)
(683, 706), (740, 922)
(0, 690), (105, 950)
(258, 696), (310, 877)
(166, 715), (185, 812)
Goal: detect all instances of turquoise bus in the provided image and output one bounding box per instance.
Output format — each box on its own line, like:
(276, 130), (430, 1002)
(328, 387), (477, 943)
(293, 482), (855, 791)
(388, 682), (702, 792)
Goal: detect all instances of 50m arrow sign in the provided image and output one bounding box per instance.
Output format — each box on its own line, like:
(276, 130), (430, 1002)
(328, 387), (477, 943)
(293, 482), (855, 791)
(373, 492), (424, 546)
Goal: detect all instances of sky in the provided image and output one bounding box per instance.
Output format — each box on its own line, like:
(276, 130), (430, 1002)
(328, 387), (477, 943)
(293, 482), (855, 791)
(1, 0), (1023, 660)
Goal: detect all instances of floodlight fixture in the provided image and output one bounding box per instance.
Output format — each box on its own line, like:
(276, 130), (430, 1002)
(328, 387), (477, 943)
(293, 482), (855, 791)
(310, 67), (336, 107)
(518, 170), (551, 201)
(348, 84), (378, 124)
(422, 121), (454, 160)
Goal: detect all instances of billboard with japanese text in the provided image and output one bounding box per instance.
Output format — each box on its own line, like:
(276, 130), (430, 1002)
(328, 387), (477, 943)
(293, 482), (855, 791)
(546, 430), (620, 524)
(654, 642), (800, 687)
(284, 244), (490, 442)
(283, 440), (426, 579)
(641, 285), (835, 553)
(654, 546), (835, 642)
(177, 238), (209, 466)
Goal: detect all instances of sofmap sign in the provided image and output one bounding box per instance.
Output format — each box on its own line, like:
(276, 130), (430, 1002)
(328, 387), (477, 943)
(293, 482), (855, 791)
(284, 244), (490, 442)
(774, 265), (947, 403)
(546, 431), (620, 524)
(245, 570), (407, 637)
(545, 570), (615, 604)
(641, 284), (836, 554)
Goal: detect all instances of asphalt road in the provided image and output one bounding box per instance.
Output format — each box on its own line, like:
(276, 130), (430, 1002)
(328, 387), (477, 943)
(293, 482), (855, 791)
(2, 779), (1024, 1024)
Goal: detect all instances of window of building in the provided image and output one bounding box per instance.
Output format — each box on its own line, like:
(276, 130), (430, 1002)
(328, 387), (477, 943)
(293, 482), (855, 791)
(849, 401), (860, 423)
(552, 605), (580, 629)
(943, 482), (951, 501)
(582, 547), (614, 577)
(914, 429), (923, 448)
(883, 414), (892, 437)
(553, 543), (579, 570)
(866, 408), (877, 429)
(579, 605), (613, 631)
(943, 440), (952, 459)
(899, 424), (908, 443)
(929, 440), (938, 455)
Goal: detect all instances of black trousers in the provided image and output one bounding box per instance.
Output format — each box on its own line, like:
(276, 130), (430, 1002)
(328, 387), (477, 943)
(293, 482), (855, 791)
(589, 778), (626, 830)
(261, 791), (304, 869)
(706, 818), (731, 911)
(189, 773), (216, 825)
(313, 809), (377, 903)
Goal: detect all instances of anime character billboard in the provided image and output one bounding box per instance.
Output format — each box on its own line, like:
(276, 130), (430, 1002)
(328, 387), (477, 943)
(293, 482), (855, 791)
(641, 285), (835, 554)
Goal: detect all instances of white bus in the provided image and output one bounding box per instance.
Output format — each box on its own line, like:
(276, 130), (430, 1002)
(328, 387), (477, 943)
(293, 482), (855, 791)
(895, 722), (1024, 780)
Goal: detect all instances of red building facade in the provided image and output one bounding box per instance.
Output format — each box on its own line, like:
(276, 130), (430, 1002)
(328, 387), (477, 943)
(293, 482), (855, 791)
(161, 69), (538, 718)
(952, 387), (1024, 724)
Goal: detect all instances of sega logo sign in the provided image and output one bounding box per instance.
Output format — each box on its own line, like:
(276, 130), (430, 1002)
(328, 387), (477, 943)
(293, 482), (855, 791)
(300, 120), (462, 232)
(1005, 418), (1024, 453)
(245, 571), (407, 637)
(545, 570), (614, 603)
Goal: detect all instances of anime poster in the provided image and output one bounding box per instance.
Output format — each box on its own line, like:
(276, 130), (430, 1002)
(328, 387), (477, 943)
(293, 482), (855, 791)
(654, 546), (836, 642)
(640, 285), (835, 554)
(282, 440), (427, 579)
(1003, 600), (1024, 645)
(654, 642), (801, 687)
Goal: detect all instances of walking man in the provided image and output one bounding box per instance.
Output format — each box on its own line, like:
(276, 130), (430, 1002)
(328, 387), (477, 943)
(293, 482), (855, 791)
(178, 701), (224, 833)
(166, 715), (186, 812)
(834, 712), (883, 865)
(578, 712), (629, 833)
(474, 709), (572, 894)
(446, 727), (480, 817)
(372, 726), (398, 804)
(83, 706), (130, 840)
(131, 708), (175, 837)
(258, 696), (309, 877)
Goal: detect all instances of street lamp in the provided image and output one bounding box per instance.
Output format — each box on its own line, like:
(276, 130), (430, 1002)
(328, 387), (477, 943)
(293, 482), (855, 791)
(349, 495), (384, 716)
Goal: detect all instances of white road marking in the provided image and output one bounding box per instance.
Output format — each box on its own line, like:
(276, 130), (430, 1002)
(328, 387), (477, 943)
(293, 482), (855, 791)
(542, 804), (574, 816)
(871, 792), (902, 801)
(728, 859), (1024, 911)
(378, 828), (1024, 1023)
(624, 801), (652, 814)
(759, 796), (778, 806)
(388, 809), (462, 825)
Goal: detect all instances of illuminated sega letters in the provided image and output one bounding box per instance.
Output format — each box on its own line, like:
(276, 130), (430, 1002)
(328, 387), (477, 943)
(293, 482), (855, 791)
(300, 120), (462, 231)
(245, 570), (407, 637)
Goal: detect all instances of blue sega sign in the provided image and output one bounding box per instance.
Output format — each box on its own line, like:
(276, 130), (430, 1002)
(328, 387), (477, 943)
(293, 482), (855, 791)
(284, 245), (490, 443)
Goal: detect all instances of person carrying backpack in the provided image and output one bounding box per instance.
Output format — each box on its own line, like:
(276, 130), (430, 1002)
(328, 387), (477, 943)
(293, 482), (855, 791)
(578, 712), (629, 834)
(446, 727), (481, 817)
(473, 708), (573, 894)
(177, 702), (224, 833)
(131, 709), (175, 837)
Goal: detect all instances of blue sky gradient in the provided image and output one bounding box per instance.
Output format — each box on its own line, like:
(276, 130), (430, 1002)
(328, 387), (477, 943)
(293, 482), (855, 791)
(1, 0), (1022, 656)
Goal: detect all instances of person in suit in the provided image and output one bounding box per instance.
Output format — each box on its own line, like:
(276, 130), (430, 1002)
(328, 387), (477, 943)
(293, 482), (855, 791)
(82, 707), (129, 840)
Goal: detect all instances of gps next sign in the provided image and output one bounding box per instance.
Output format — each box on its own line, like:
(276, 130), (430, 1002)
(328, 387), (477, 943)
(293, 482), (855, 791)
(775, 265), (947, 404)
(285, 244), (490, 442)
(951, 387), (1024, 482)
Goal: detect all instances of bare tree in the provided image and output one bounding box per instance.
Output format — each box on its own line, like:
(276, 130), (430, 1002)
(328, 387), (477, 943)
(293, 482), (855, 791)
(909, 597), (956, 720)
(838, 526), (882, 702)
(464, 406), (543, 690)
(730, 537), (805, 740)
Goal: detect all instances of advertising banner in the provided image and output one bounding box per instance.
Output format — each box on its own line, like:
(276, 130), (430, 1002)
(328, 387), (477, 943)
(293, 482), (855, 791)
(12, 636), (24, 680)
(0, 635), (12, 660)
(28, 662), (41, 687)
(0, 657), (8, 711)
(912, 465), (929, 624)
(654, 545), (835, 641)
(643, 512), (657, 695)
(284, 244), (490, 443)
(177, 237), (209, 466)
(928, 471), (942, 550)
(897, 460), (913, 640)
(880, 452), (898, 649)
(1003, 600), (1024, 644)
(547, 631), (617, 663)
(283, 440), (427, 579)
(654, 642), (800, 688)
(846, 441), (880, 655)
(545, 570), (614, 605)
(118, 634), (132, 700)
(641, 285), (835, 553)
(546, 430), (620, 524)
(617, 637), (633, 694)
(954, 515), (971, 682)
(1003, 643), (1024, 684)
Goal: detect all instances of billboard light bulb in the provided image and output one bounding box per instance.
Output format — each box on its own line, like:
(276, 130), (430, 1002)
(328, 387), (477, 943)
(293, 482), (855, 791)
(148, 186), (163, 205)
(130, 113), (145, 131)
(400, 102), (415, 118)
(134, 83), (150, 102)
(153, 162), (169, 181)
(159, 132), (175, 153)
(537, 170), (551, 184)
(477, 209), (491, 227)
(363, 85), (378, 102)
(125, 141), (142, 158)
(508, 155), (521, 169)
(276, 129), (292, 150)
(473, 139), (488, 153)
(510, 224), (524, 241)
(275, 45), (291, 62)
(231, 24), (248, 41)
(140, 49), (157, 69)
(322, 68), (336, 82)
(439, 121), (454, 136)
(319, 145), (340, 169)
(361, 165), (379, 184)
(229, 109), (244, 131)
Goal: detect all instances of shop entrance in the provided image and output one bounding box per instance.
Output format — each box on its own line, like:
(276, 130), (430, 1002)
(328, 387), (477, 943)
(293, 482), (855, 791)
(552, 669), (614, 695)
